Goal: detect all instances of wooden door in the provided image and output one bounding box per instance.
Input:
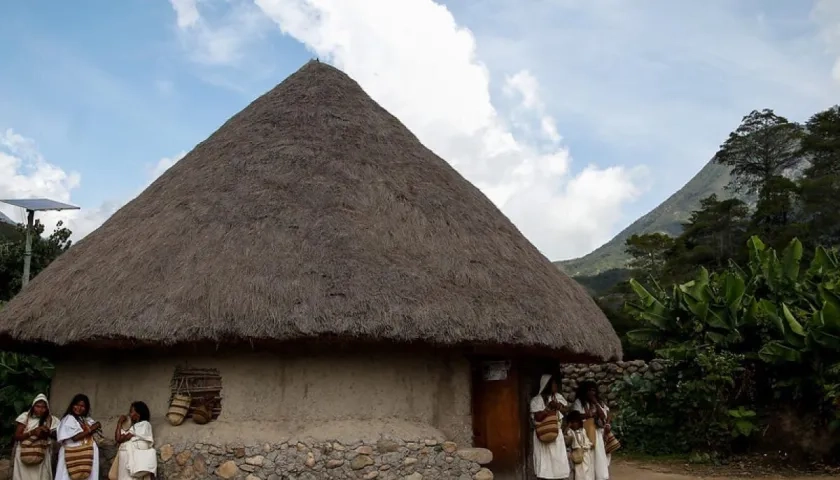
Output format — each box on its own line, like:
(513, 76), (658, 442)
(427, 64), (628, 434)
(472, 359), (523, 478)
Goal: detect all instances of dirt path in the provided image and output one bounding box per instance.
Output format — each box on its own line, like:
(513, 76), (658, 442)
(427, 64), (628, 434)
(612, 459), (835, 480)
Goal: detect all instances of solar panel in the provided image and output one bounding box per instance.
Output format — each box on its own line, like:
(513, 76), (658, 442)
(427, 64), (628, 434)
(0, 198), (80, 211)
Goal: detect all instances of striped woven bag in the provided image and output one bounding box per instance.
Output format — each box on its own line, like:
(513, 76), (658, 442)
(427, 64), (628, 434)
(535, 413), (559, 443)
(19, 437), (49, 465)
(65, 436), (94, 480)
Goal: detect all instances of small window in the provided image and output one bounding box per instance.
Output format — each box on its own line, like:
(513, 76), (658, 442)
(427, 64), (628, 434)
(169, 366), (223, 421)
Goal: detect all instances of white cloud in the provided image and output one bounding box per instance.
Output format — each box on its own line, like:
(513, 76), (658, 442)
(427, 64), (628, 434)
(0, 128), (112, 239)
(150, 151), (187, 179)
(813, 0), (840, 82)
(0, 128), (184, 242)
(168, 0), (272, 67)
(170, 0), (200, 29)
(168, 0), (646, 260)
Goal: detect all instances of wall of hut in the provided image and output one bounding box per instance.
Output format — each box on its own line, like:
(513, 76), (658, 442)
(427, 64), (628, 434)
(50, 350), (473, 448)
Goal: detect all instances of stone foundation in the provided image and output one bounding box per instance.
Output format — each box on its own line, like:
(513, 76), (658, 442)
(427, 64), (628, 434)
(98, 438), (493, 480)
(558, 360), (665, 403)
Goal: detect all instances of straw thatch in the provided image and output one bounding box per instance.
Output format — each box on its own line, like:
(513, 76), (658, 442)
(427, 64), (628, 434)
(0, 61), (621, 361)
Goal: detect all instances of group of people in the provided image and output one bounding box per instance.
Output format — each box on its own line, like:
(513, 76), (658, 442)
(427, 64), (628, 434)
(531, 374), (612, 480)
(11, 394), (156, 480)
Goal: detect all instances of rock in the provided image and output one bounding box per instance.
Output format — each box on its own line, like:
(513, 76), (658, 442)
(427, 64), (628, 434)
(193, 455), (207, 476)
(455, 448), (493, 465)
(424, 439), (438, 446)
(264, 443), (272, 452)
(246, 455), (265, 466)
(442, 441), (458, 454)
(403, 457), (418, 466)
(176, 450), (193, 466)
(240, 464), (257, 473)
(474, 468), (494, 480)
(216, 460), (239, 479)
(406, 442), (421, 450)
(234, 447), (246, 458)
(333, 442), (346, 451)
(356, 445), (374, 455)
(403, 473), (423, 480)
(208, 445), (224, 455)
(305, 452), (316, 468)
(377, 438), (401, 453)
(351, 455), (374, 470)
(327, 459), (345, 469)
(363, 471), (380, 479)
(246, 475), (261, 480)
(296, 443), (308, 452)
(160, 444), (175, 462)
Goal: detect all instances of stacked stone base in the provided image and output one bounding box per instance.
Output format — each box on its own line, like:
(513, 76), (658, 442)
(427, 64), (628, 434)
(143, 439), (493, 480)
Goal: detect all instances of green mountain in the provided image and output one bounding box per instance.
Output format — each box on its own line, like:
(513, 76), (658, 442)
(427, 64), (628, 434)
(557, 159), (733, 278)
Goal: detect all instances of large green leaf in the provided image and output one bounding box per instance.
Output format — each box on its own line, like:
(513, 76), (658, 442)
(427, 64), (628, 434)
(758, 299), (785, 335)
(625, 328), (663, 345)
(810, 246), (839, 276)
(758, 341), (802, 363)
(723, 273), (746, 309)
(747, 236), (766, 272)
(781, 303), (806, 336)
(810, 328), (840, 350)
(781, 238), (803, 283)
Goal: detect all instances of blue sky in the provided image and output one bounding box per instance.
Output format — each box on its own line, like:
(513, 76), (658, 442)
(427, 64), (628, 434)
(1, 0), (839, 260)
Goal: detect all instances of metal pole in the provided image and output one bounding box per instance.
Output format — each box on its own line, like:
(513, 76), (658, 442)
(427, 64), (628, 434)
(22, 209), (34, 288)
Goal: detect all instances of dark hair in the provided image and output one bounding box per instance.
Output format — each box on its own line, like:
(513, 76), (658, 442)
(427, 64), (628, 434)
(575, 381), (600, 405)
(64, 394), (91, 418)
(566, 411), (583, 424)
(131, 401), (151, 422)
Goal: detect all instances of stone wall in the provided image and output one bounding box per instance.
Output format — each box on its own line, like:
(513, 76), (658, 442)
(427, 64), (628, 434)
(558, 360), (664, 403)
(97, 437), (493, 480)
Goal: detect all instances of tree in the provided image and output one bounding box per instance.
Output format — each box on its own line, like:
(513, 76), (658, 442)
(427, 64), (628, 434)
(713, 109), (804, 195)
(0, 220), (72, 301)
(625, 233), (674, 281)
(799, 106), (840, 247)
(0, 221), (71, 445)
(801, 106), (840, 178)
(666, 195), (749, 279)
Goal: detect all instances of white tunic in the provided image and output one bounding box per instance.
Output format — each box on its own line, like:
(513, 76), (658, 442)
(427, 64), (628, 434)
(12, 412), (60, 480)
(572, 400), (610, 480)
(55, 415), (100, 480)
(117, 421), (155, 480)
(530, 393), (570, 479)
(570, 428), (595, 480)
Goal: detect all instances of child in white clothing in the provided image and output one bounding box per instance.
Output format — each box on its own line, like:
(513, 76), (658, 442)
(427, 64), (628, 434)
(567, 411), (594, 480)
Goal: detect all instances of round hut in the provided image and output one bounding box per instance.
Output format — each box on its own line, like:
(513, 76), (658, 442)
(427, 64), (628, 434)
(0, 61), (621, 480)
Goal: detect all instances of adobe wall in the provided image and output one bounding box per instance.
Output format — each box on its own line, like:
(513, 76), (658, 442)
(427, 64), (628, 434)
(49, 350), (473, 448)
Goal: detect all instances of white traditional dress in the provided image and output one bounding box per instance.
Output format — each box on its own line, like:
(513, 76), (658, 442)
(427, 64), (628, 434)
(572, 399), (610, 480)
(55, 415), (100, 480)
(530, 374), (570, 479)
(116, 420), (156, 480)
(570, 428), (594, 480)
(12, 394), (60, 480)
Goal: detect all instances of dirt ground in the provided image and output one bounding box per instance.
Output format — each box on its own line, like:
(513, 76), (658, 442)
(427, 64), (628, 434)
(612, 458), (838, 480)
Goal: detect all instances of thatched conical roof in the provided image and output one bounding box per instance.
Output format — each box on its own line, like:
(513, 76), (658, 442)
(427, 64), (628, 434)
(0, 61), (621, 361)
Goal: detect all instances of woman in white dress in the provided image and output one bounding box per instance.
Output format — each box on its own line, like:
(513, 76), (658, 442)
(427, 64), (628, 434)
(530, 373), (571, 479)
(113, 401), (156, 480)
(55, 394), (102, 480)
(12, 394), (60, 480)
(572, 381), (610, 480)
